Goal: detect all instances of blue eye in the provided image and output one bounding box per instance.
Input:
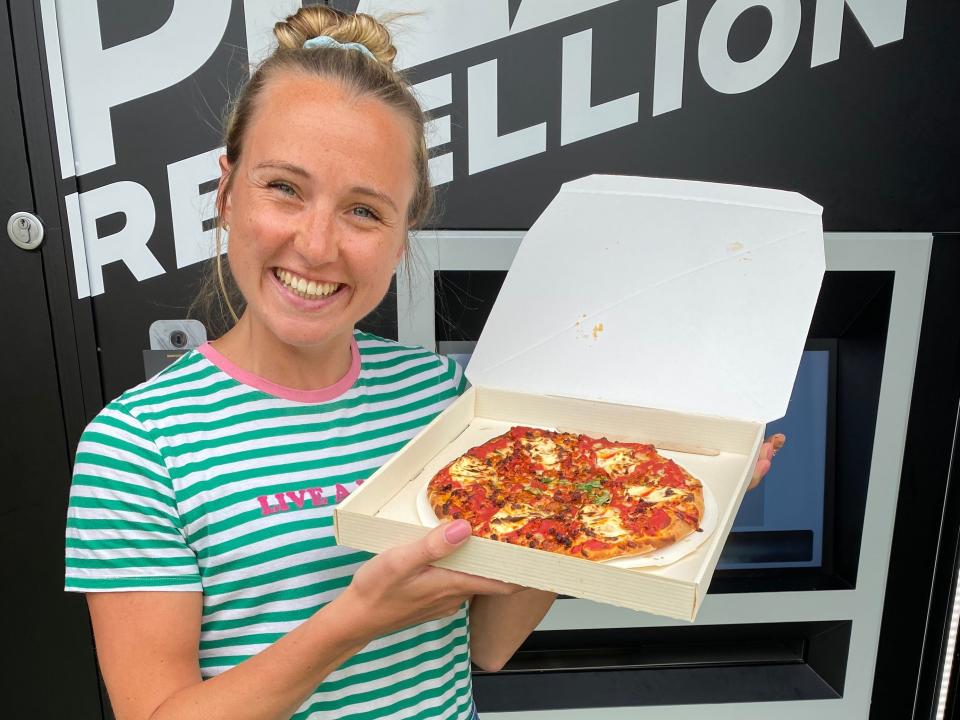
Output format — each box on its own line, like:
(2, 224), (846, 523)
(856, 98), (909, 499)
(353, 206), (380, 221)
(269, 181), (296, 197)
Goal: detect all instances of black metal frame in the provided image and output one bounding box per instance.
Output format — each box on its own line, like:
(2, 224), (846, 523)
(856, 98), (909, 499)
(474, 621), (852, 712)
(935, 405), (960, 720)
(12, 0), (103, 448)
(873, 234), (960, 720)
(9, 2), (108, 717)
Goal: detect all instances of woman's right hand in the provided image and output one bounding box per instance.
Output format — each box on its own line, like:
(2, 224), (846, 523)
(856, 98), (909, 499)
(340, 519), (521, 641)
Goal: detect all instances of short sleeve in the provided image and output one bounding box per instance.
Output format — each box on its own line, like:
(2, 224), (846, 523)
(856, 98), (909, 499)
(447, 355), (468, 396)
(65, 401), (201, 593)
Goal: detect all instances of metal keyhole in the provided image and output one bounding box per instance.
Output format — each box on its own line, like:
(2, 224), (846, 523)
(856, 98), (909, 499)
(7, 211), (44, 251)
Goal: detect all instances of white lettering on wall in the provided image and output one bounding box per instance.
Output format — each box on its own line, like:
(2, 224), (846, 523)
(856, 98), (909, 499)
(698, 0), (802, 95)
(413, 75), (454, 186)
(55, 0), (231, 177)
(357, 0), (620, 71)
(243, 0), (302, 69)
(653, 0), (688, 116)
(64, 192), (90, 299)
(168, 148), (224, 270)
(560, 29), (640, 146)
(70, 181), (163, 298)
(811, 0), (908, 67)
(51, 0), (911, 298)
(468, 59), (547, 175)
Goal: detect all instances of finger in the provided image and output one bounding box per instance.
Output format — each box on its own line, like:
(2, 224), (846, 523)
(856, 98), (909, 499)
(770, 433), (786, 454)
(423, 565), (524, 596)
(760, 442), (773, 462)
(750, 458), (771, 489)
(409, 521), (474, 569)
(440, 568), (524, 596)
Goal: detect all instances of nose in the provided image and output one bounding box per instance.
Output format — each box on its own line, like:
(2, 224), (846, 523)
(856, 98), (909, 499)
(293, 203), (340, 266)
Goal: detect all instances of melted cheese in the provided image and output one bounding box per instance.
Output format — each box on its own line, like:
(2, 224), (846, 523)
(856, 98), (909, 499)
(626, 484), (682, 503)
(579, 504), (629, 539)
(644, 486), (682, 503)
(489, 503), (548, 535)
(594, 447), (638, 476)
(522, 437), (561, 468)
(449, 455), (495, 484)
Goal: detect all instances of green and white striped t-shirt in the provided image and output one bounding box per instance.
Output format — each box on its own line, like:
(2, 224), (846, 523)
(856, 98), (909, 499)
(65, 331), (473, 720)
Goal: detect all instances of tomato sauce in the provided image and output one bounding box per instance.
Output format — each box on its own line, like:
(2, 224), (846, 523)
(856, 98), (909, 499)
(570, 538), (612, 556)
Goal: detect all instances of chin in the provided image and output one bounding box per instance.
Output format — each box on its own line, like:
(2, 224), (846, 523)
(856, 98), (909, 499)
(275, 326), (352, 349)
(251, 286), (386, 350)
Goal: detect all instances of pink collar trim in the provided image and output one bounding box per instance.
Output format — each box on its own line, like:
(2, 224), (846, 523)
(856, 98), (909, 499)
(197, 338), (361, 403)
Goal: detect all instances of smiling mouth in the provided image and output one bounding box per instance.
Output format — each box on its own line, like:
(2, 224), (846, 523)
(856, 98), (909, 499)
(274, 268), (342, 300)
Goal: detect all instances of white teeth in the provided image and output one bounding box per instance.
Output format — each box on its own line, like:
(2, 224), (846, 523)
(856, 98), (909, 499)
(274, 269), (339, 299)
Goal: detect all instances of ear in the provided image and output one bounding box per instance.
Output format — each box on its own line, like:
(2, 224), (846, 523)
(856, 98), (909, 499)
(217, 154), (233, 224)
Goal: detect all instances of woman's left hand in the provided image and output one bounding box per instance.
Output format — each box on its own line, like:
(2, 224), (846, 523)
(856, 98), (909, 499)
(748, 433), (785, 491)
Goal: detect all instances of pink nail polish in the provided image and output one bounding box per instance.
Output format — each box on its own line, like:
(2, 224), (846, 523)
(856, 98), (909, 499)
(444, 520), (471, 544)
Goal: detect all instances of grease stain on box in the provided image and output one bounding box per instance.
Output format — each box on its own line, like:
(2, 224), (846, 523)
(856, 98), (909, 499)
(575, 313), (589, 340)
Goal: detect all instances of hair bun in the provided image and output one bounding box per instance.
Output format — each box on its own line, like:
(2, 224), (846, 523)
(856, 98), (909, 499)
(273, 6), (397, 68)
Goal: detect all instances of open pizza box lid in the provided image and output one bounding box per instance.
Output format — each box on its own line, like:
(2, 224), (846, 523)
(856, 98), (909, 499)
(465, 175), (825, 424)
(334, 175), (826, 622)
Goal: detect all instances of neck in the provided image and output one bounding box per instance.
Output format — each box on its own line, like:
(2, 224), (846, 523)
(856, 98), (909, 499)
(211, 314), (355, 391)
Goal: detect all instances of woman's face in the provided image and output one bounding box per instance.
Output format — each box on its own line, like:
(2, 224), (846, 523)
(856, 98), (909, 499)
(219, 71), (416, 350)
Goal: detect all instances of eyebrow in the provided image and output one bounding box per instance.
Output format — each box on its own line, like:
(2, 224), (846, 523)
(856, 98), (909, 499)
(350, 186), (399, 213)
(252, 160), (310, 178)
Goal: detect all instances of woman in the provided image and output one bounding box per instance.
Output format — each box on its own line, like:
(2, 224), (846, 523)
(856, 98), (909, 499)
(65, 7), (780, 720)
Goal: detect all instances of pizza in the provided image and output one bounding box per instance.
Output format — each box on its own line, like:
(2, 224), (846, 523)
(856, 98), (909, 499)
(426, 426), (705, 561)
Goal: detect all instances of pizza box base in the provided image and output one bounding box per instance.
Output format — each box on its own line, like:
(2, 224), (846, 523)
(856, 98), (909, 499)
(334, 385), (763, 622)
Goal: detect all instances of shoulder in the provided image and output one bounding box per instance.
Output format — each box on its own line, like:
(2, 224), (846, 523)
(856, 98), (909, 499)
(108, 347), (212, 403)
(70, 357), (215, 526)
(79, 348), (223, 446)
(354, 330), (466, 396)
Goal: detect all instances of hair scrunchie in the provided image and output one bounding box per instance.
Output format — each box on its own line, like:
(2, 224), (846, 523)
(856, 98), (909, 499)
(303, 35), (375, 61)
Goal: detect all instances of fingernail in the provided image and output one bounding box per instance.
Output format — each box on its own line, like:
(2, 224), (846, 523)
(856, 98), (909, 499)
(773, 434), (786, 449)
(444, 520), (471, 544)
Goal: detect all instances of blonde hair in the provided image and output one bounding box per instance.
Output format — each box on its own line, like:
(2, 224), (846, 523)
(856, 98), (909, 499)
(192, 6), (433, 336)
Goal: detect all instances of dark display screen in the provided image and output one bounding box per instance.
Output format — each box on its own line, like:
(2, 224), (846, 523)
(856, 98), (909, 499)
(719, 347), (832, 569)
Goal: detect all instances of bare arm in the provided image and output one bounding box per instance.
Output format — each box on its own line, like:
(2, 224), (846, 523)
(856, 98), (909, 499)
(88, 591), (367, 720)
(88, 520), (518, 720)
(468, 589), (557, 672)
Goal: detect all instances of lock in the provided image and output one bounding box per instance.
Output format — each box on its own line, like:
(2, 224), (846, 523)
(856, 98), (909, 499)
(7, 211), (44, 251)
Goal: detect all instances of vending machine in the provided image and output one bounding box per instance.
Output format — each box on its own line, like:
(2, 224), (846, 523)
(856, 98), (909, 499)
(5, 1), (959, 718)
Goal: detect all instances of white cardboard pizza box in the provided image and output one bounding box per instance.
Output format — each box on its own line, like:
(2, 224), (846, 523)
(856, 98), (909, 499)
(335, 175), (825, 621)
